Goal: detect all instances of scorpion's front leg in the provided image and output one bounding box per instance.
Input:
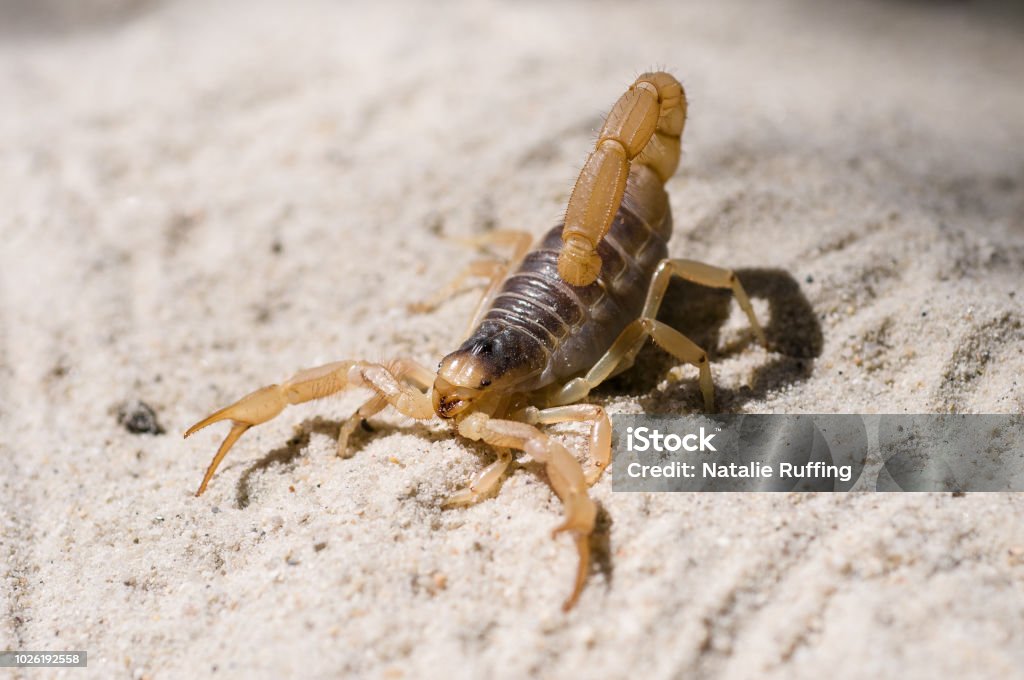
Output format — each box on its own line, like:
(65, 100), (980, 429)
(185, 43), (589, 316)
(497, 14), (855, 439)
(457, 412), (597, 611)
(184, 359), (434, 496)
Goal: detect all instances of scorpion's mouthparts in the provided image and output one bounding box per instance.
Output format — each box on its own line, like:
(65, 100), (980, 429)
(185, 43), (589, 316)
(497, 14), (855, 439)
(432, 377), (479, 418)
(435, 396), (465, 419)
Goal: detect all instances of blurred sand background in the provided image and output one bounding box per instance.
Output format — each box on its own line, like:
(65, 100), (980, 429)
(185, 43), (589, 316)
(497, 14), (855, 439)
(2, 0), (1023, 677)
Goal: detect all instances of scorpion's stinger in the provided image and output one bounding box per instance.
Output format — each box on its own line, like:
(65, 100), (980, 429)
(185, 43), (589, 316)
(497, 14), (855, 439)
(558, 71), (686, 286)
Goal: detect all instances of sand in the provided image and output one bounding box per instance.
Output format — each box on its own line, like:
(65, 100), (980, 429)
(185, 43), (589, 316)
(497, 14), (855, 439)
(2, 0), (1023, 678)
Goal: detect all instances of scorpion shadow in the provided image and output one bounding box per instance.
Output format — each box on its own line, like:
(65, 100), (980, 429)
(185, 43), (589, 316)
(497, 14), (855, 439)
(596, 268), (823, 411)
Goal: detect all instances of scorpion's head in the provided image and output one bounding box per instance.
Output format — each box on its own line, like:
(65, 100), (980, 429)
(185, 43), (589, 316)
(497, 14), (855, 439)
(433, 321), (546, 419)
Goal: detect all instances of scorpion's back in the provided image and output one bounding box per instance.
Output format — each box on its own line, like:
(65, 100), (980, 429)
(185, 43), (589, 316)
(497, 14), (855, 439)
(465, 165), (673, 390)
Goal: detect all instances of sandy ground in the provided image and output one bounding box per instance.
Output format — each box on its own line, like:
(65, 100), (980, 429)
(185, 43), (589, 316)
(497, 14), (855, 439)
(2, 0), (1024, 678)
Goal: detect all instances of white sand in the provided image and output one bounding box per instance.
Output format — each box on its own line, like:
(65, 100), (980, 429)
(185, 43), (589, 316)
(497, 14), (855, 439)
(2, 1), (1023, 677)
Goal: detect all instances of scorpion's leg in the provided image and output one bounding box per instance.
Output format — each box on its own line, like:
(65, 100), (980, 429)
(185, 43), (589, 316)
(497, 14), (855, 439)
(406, 261), (505, 314)
(454, 229), (534, 254)
(442, 447), (513, 507)
(336, 393), (386, 456)
(552, 318), (715, 411)
(335, 357), (434, 457)
(463, 231), (533, 333)
(185, 359), (434, 496)
(457, 412), (597, 611)
(642, 259), (767, 348)
(520, 405), (612, 485)
(552, 258), (767, 409)
(559, 72), (686, 285)
(409, 230), (533, 335)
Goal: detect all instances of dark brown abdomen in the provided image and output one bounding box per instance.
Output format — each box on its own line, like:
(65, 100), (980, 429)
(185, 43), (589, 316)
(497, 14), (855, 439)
(478, 166), (672, 390)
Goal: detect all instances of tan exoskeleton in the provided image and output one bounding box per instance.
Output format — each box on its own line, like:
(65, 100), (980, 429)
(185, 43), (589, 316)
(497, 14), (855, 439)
(185, 72), (767, 610)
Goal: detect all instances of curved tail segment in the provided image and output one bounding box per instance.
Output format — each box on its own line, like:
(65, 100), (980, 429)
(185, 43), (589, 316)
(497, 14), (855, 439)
(558, 72), (687, 287)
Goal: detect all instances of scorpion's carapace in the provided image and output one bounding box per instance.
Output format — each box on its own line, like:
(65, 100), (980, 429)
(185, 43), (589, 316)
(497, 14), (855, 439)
(185, 72), (768, 611)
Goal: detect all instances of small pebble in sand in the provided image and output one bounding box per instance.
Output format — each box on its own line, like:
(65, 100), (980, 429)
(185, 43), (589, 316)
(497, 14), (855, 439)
(116, 399), (165, 435)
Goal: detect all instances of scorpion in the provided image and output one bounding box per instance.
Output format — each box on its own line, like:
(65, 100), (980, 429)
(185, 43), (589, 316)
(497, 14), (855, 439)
(185, 71), (767, 610)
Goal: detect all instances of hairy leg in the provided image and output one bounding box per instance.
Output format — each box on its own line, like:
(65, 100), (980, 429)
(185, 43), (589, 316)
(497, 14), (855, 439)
(551, 318), (714, 409)
(642, 258), (766, 347)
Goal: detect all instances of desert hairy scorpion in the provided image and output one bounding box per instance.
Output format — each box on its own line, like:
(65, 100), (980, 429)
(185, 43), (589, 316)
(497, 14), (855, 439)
(185, 71), (767, 610)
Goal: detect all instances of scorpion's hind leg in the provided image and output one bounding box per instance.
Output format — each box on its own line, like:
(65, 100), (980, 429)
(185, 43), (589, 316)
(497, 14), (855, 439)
(457, 413), (597, 611)
(520, 405), (612, 485)
(642, 259), (768, 348)
(553, 318), (716, 411)
(551, 258), (768, 411)
(184, 359), (435, 496)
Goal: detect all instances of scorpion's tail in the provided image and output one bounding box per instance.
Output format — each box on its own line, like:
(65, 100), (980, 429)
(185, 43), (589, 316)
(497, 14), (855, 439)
(558, 71), (686, 287)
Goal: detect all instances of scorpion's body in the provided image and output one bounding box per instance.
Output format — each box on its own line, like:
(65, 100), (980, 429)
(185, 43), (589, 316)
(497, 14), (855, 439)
(459, 167), (670, 396)
(186, 72), (767, 611)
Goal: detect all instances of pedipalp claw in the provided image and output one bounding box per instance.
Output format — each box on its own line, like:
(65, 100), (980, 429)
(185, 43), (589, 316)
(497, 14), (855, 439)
(193, 422), (250, 496)
(184, 385), (288, 496)
(561, 533), (590, 612)
(550, 493), (596, 610)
